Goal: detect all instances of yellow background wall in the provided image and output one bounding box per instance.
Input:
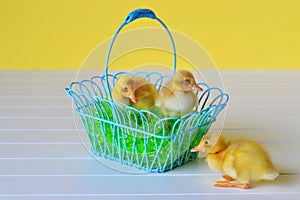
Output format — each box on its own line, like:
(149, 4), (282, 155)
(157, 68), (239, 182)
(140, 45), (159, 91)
(1, 0), (300, 70)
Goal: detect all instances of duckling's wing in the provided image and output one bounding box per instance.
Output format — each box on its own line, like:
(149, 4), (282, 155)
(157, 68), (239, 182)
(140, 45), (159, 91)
(136, 84), (157, 98)
(224, 150), (264, 183)
(158, 83), (174, 101)
(222, 152), (238, 180)
(155, 85), (169, 106)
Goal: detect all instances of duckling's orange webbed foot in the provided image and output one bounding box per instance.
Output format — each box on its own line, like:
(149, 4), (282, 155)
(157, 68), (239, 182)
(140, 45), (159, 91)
(214, 181), (250, 189)
(222, 175), (235, 181)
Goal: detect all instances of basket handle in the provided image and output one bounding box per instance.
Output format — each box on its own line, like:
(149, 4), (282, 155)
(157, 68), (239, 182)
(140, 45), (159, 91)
(104, 8), (177, 100)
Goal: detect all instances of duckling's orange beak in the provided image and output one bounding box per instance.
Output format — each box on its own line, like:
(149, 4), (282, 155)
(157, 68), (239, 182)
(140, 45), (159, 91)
(130, 93), (138, 103)
(192, 84), (203, 92)
(191, 144), (202, 152)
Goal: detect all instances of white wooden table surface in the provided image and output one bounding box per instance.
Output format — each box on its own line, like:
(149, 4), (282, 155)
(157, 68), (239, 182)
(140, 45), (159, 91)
(0, 70), (299, 199)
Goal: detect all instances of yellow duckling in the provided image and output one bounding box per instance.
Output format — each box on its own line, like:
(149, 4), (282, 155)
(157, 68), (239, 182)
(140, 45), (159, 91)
(191, 134), (279, 189)
(112, 75), (158, 111)
(129, 76), (158, 111)
(156, 70), (203, 117)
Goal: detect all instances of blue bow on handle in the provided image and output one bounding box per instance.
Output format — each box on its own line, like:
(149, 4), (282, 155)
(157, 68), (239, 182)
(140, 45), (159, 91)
(104, 8), (177, 101)
(124, 8), (157, 24)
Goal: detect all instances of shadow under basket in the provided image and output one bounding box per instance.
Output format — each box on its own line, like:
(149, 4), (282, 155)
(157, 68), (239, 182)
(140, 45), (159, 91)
(65, 71), (229, 172)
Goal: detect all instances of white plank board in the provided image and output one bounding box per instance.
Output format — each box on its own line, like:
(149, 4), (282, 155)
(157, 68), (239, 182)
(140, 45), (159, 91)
(0, 174), (298, 197)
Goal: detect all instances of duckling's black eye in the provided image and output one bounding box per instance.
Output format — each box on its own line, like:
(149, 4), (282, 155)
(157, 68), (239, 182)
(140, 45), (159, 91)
(184, 79), (190, 83)
(123, 87), (128, 92)
(204, 141), (209, 145)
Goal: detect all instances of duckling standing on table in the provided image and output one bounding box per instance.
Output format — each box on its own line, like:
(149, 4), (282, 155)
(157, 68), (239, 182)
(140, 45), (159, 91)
(156, 70), (203, 117)
(112, 75), (158, 111)
(191, 134), (279, 189)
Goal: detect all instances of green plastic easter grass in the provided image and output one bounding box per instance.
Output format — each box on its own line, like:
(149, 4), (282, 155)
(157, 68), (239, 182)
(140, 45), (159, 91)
(79, 101), (211, 171)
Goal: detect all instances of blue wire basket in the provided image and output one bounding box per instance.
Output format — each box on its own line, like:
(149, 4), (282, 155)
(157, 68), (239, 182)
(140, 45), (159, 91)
(65, 9), (229, 173)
